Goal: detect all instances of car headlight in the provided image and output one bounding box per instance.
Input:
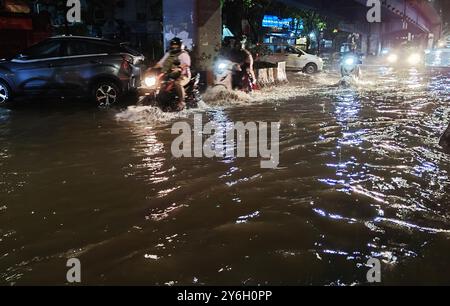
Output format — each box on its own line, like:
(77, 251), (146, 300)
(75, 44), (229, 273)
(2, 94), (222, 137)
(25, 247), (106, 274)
(387, 54), (398, 63)
(408, 53), (421, 65)
(144, 76), (157, 87)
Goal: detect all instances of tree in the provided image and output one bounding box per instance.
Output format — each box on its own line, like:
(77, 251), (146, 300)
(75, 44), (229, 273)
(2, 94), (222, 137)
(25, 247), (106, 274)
(222, 0), (330, 51)
(222, 0), (273, 42)
(290, 10), (327, 52)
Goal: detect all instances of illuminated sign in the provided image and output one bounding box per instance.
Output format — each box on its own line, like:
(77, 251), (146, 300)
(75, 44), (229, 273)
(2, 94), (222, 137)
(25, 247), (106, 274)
(262, 15), (303, 32)
(262, 15), (292, 29)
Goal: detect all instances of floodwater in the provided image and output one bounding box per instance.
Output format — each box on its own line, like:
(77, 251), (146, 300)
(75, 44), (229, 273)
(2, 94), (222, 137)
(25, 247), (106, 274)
(1, 62), (450, 285)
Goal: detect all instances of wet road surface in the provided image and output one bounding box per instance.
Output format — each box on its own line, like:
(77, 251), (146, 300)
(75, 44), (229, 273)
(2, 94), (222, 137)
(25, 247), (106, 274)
(1, 62), (450, 285)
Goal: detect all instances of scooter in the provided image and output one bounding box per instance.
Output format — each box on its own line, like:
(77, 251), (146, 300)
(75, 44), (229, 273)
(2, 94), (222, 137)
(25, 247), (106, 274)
(213, 58), (256, 93)
(213, 58), (241, 91)
(340, 53), (362, 79)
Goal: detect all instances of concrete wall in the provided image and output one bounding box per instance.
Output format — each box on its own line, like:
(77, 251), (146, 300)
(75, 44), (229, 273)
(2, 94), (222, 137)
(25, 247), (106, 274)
(162, 0), (197, 51)
(195, 0), (222, 71)
(163, 0), (221, 82)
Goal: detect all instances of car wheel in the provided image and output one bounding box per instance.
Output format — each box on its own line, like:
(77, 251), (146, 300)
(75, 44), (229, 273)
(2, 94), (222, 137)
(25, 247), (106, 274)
(304, 63), (318, 74)
(0, 80), (11, 106)
(93, 81), (121, 107)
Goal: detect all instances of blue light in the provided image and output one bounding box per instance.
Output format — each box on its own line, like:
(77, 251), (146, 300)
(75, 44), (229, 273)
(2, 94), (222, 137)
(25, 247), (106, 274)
(262, 15), (303, 31)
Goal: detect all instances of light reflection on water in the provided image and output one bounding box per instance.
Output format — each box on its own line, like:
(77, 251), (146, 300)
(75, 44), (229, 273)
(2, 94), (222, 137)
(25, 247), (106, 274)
(1, 65), (450, 285)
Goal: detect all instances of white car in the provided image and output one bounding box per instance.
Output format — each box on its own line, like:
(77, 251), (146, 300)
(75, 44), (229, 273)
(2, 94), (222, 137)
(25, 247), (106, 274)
(258, 44), (324, 74)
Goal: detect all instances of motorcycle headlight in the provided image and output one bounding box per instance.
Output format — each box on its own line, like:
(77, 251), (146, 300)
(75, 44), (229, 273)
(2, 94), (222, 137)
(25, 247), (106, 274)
(387, 54), (398, 63)
(344, 57), (355, 66)
(218, 63), (227, 70)
(408, 53), (421, 65)
(144, 76), (157, 87)
(217, 62), (227, 72)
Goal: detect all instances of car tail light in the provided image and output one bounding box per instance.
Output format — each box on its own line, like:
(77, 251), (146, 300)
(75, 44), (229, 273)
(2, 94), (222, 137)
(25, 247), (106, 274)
(121, 54), (132, 71)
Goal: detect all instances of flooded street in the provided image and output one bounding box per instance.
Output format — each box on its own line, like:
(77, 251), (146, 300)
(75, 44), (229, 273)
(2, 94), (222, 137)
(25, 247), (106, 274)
(1, 63), (450, 285)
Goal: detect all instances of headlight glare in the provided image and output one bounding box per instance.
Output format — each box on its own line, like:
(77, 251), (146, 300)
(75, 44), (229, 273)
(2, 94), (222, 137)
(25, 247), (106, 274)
(387, 54), (398, 63)
(145, 76), (157, 87)
(408, 53), (421, 65)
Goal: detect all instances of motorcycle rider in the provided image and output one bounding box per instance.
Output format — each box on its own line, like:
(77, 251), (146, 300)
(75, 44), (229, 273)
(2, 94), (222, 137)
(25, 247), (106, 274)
(231, 35), (256, 91)
(155, 37), (191, 111)
(340, 49), (362, 77)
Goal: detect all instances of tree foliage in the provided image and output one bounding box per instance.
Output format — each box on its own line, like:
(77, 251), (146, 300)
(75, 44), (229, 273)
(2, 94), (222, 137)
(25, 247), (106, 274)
(221, 0), (330, 44)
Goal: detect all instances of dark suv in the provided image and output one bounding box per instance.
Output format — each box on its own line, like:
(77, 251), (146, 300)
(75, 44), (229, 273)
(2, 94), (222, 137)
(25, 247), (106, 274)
(0, 36), (144, 106)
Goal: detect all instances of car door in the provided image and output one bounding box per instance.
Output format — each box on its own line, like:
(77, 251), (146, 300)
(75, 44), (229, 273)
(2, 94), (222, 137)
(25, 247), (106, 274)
(11, 40), (63, 96)
(52, 40), (110, 96)
(274, 45), (286, 64)
(285, 46), (306, 70)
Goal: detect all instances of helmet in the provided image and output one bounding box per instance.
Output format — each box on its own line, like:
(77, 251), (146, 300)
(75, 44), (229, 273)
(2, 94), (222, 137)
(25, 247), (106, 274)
(169, 37), (184, 54)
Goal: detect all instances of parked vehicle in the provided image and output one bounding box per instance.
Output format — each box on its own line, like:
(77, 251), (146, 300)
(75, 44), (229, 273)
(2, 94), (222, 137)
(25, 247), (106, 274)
(257, 44), (323, 74)
(0, 36), (145, 106)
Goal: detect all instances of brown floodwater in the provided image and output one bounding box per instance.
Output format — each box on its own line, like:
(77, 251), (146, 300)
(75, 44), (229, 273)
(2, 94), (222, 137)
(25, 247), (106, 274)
(1, 63), (450, 285)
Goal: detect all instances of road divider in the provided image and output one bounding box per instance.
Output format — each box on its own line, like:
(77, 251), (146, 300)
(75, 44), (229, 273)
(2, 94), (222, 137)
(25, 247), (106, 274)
(256, 62), (288, 87)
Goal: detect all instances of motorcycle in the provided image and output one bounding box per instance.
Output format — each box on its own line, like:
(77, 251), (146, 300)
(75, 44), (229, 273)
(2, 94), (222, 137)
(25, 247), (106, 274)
(340, 53), (362, 78)
(141, 67), (201, 112)
(213, 58), (256, 93)
(213, 58), (240, 91)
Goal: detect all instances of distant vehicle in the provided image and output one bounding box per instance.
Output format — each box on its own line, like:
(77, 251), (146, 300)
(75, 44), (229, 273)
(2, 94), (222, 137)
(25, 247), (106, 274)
(382, 45), (424, 67)
(437, 36), (450, 49)
(340, 53), (362, 79)
(257, 44), (324, 74)
(425, 48), (450, 68)
(340, 42), (356, 54)
(0, 36), (145, 106)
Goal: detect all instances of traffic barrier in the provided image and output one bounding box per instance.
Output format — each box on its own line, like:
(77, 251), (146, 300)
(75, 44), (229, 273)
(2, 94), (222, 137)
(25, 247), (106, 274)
(267, 67), (275, 84)
(256, 68), (269, 87)
(276, 62), (288, 84)
(255, 62), (288, 87)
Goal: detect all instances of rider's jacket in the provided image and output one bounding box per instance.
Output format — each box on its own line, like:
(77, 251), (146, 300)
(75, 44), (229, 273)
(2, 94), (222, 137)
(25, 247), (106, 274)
(158, 50), (192, 79)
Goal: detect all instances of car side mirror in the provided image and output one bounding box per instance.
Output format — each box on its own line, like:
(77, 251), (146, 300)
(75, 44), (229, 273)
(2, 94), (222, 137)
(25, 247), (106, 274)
(16, 54), (29, 60)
